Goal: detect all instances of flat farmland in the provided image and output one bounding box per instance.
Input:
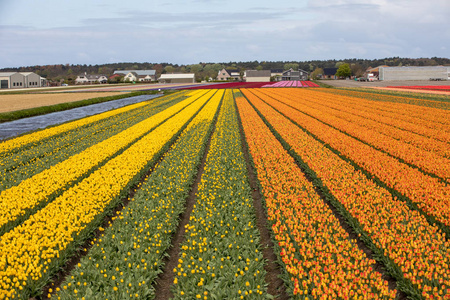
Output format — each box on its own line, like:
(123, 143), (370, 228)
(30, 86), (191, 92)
(0, 88), (449, 299)
(0, 92), (125, 113)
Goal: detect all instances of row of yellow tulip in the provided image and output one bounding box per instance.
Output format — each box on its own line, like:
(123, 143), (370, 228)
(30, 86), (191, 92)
(318, 88), (450, 110)
(0, 92), (189, 192)
(53, 90), (223, 300)
(0, 90), (213, 299)
(243, 89), (450, 299)
(236, 95), (395, 299)
(260, 89), (450, 180)
(172, 90), (268, 299)
(0, 90), (211, 236)
(0, 96), (153, 158)
(265, 88), (449, 158)
(246, 88), (450, 230)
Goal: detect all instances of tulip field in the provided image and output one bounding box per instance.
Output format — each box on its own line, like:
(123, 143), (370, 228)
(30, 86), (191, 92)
(0, 86), (449, 299)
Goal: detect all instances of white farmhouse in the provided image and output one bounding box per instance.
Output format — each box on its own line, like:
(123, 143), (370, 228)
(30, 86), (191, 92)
(118, 70), (156, 82)
(75, 74), (108, 84)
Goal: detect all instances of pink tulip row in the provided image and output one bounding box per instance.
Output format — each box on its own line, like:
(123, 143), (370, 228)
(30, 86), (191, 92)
(262, 81), (319, 88)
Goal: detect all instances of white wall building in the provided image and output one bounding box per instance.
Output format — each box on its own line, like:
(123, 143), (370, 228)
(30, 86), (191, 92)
(245, 70), (271, 82)
(158, 73), (195, 84)
(0, 72), (45, 89)
(22, 72), (42, 88)
(117, 70), (156, 82)
(379, 66), (450, 81)
(75, 74), (108, 84)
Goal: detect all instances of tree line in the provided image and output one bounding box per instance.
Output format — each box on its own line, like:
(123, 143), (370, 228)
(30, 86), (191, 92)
(1, 57), (448, 83)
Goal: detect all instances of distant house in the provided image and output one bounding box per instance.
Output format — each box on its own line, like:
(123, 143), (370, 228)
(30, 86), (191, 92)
(108, 74), (123, 81)
(158, 73), (195, 84)
(245, 70), (271, 82)
(217, 69), (240, 81)
(322, 68), (338, 79)
(75, 74), (108, 84)
(117, 70), (156, 82)
(281, 68), (308, 81)
(0, 72), (44, 89)
(270, 69), (283, 81)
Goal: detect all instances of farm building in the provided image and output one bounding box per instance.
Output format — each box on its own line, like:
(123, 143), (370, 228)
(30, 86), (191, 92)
(158, 73), (195, 84)
(0, 72), (24, 89)
(322, 68), (338, 79)
(75, 74), (108, 84)
(117, 70), (156, 82)
(22, 72), (42, 88)
(271, 69), (283, 81)
(379, 66), (450, 81)
(0, 72), (44, 89)
(281, 68), (309, 81)
(245, 70), (271, 82)
(217, 69), (240, 81)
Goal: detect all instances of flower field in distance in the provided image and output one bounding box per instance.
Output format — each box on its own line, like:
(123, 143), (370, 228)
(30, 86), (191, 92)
(0, 87), (449, 299)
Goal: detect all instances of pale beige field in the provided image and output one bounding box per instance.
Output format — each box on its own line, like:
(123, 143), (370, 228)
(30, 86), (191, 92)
(0, 92), (125, 113)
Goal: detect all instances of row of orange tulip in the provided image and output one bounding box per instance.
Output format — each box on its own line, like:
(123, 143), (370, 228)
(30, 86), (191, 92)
(0, 90), (210, 236)
(53, 90), (223, 300)
(317, 88), (450, 111)
(0, 91), (212, 299)
(268, 88), (450, 144)
(236, 94), (395, 299)
(245, 89), (450, 230)
(242, 89), (450, 299)
(259, 89), (450, 180)
(264, 88), (449, 158)
(316, 88), (450, 138)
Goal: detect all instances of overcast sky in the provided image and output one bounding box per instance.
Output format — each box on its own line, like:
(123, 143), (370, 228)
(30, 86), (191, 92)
(0, 0), (449, 68)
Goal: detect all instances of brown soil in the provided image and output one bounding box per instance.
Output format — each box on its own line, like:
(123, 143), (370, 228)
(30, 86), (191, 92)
(0, 92), (123, 113)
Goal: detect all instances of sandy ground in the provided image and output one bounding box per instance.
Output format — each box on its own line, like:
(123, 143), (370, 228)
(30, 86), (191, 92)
(0, 92), (124, 113)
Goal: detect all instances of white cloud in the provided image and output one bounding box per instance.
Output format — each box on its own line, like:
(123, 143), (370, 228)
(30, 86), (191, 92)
(0, 0), (449, 68)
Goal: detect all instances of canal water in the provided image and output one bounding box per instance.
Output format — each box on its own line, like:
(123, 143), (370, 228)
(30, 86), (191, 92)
(0, 94), (161, 140)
